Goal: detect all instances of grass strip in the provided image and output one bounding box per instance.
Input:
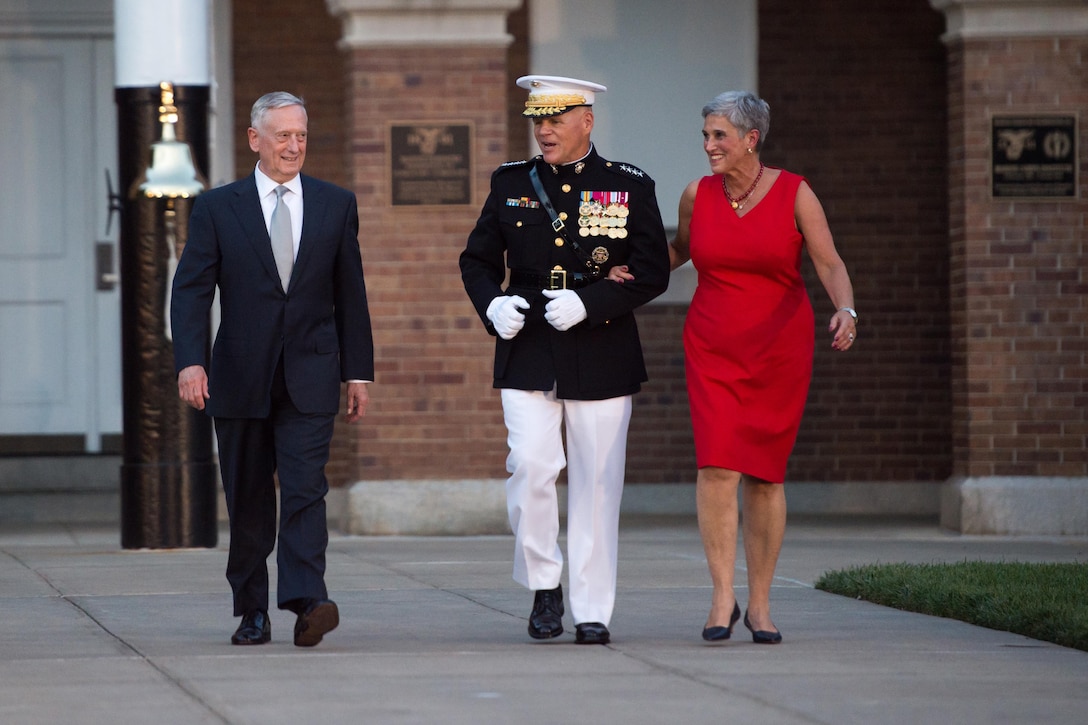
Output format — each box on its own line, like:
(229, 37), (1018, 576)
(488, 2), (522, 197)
(814, 561), (1088, 652)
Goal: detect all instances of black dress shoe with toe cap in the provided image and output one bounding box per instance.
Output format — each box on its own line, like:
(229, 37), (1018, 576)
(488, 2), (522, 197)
(575, 621), (610, 644)
(527, 584), (564, 639)
(231, 610), (271, 645)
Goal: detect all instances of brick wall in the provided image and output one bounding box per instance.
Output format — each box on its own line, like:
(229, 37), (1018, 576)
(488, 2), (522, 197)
(231, 0), (347, 190)
(342, 45), (512, 482)
(506, 4), (531, 161)
(947, 35), (1088, 478)
(754, 0), (953, 482)
(231, 0), (355, 484)
(231, 0), (960, 489)
(627, 306), (697, 483)
(230, 1), (529, 488)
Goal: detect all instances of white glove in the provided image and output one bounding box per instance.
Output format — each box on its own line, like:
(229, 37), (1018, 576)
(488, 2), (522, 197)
(542, 288), (587, 331)
(486, 295), (530, 340)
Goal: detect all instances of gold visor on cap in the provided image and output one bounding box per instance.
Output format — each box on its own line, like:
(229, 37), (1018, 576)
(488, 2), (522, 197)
(517, 75), (606, 118)
(523, 93), (588, 117)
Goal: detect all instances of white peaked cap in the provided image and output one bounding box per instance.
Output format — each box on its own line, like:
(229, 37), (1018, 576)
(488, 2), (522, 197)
(516, 75), (607, 117)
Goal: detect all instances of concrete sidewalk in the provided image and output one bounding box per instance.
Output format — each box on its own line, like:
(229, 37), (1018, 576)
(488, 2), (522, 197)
(2, 516), (1086, 724)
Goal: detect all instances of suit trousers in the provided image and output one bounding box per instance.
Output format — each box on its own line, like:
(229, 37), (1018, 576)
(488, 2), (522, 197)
(501, 387), (632, 626)
(214, 357), (335, 615)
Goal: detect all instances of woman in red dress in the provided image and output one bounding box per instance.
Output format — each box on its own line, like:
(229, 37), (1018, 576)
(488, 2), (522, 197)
(613, 91), (856, 643)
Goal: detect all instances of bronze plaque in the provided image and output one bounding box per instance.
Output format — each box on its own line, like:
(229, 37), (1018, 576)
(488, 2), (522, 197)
(992, 115), (1077, 198)
(390, 122), (472, 206)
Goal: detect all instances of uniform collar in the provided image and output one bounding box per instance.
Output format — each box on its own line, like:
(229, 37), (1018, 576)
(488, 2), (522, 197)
(541, 145), (598, 177)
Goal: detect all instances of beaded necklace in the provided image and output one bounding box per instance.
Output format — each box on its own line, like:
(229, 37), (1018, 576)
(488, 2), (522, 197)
(722, 162), (764, 210)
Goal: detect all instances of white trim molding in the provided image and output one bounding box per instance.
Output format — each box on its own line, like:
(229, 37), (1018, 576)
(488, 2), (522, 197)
(339, 479), (943, 535)
(326, 0), (522, 48)
(343, 479), (509, 535)
(930, 0), (1088, 42)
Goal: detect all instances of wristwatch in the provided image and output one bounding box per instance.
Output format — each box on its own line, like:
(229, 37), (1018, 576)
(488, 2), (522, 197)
(839, 307), (858, 322)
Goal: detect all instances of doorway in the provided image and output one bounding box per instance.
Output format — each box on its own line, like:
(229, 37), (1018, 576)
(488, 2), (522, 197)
(0, 37), (121, 453)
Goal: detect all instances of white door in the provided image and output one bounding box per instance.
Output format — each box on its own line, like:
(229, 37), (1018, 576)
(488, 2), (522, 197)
(0, 37), (121, 451)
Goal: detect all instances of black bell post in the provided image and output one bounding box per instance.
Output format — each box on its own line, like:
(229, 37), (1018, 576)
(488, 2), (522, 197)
(115, 0), (217, 548)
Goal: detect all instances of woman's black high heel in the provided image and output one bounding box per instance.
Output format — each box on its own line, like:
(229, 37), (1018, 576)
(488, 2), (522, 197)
(743, 609), (783, 644)
(702, 601), (741, 641)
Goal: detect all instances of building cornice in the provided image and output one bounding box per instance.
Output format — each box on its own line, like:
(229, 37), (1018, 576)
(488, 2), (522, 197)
(325, 0), (522, 48)
(930, 0), (1088, 42)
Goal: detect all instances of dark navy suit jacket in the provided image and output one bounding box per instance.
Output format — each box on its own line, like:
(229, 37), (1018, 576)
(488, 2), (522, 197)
(171, 172), (374, 418)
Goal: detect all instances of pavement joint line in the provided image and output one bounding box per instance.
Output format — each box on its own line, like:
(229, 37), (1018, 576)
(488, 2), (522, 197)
(772, 576), (815, 588)
(611, 642), (827, 724)
(28, 579), (235, 718)
(54, 593), (234, 725)
(348, 552), (530, 625)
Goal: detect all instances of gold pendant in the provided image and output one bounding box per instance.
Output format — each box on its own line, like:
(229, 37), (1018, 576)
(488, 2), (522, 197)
(731, 201), (739, 210)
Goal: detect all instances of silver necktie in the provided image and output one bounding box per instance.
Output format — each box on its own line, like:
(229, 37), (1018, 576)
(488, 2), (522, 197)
(270, 185), (293, 290)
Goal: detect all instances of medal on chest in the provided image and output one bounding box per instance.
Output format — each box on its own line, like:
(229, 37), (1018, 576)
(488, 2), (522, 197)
(577, 190), (629, 240)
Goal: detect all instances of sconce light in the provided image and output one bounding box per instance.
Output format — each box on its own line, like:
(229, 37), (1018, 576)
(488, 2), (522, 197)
(134, 81), (207, 199)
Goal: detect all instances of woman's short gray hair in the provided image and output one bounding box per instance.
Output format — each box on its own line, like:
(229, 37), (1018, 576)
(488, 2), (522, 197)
(250, 92), (306, 130)
(702, 91), (770, 151)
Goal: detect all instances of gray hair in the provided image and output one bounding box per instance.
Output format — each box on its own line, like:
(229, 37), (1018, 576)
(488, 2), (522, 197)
(702, 91), (770, 151)
(250, 92), (306, 130)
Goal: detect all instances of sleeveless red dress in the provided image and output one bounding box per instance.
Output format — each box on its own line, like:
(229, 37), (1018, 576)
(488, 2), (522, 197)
(684, 170), (814, 482)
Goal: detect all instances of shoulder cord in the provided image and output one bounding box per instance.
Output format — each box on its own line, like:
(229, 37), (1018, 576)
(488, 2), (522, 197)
(528, 165), (601, 278)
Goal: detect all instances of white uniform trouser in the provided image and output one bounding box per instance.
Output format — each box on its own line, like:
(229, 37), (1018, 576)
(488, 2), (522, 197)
(501, 387), (632, 626)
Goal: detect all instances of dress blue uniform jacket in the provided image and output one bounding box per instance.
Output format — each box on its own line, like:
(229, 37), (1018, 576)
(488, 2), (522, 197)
(460, 148), (670, 401)
(171, 172), (374, 418)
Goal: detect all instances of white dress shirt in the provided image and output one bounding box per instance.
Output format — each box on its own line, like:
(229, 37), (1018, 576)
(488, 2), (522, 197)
(254, 163), (303, 261)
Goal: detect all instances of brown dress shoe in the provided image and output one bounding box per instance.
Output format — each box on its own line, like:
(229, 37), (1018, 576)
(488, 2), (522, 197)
(294, 599), (339, 647)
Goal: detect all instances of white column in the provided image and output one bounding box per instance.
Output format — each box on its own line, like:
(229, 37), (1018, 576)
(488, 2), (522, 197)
(114, 0), (210, 86)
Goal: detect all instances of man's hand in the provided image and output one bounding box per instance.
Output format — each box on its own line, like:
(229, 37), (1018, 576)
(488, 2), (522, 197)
(178, 365), (209, 410)
(345, 381), (369, 423)
(542, 288), (587, 331)
(487, 295), (530, 340)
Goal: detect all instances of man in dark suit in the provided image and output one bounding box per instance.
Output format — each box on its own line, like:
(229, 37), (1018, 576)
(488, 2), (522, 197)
(460, 76), (670, 644)
(171, 91), (374, 647)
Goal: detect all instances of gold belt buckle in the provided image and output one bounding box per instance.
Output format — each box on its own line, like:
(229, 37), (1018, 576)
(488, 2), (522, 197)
(549, 267), (567, 290)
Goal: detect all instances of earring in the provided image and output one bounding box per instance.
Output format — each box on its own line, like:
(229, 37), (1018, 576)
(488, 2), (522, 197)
(747, 147), (753, 154)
